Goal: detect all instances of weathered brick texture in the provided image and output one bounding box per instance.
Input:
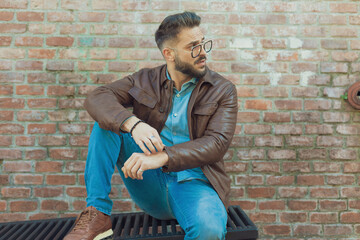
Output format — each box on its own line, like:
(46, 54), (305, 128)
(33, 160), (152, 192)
(0, 0), (360, 238)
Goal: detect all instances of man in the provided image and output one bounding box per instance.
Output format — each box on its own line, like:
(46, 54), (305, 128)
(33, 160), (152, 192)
(64, 11), (238, 240)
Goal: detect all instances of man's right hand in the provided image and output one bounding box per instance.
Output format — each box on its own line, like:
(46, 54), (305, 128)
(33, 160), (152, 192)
(121, 117), (165, 155)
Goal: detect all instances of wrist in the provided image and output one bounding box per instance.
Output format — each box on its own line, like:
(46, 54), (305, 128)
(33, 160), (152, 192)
(122, 116), (140, 133)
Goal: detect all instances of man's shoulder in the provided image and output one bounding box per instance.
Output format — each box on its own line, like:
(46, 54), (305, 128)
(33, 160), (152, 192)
(205, 68), (235, 89)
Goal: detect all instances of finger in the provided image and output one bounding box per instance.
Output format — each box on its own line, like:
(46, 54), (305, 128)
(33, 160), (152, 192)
(152, 132), (165, 151)
(149, 137), (162, 152)
(136, 140), (151, 155)
(142, 138), (156, 154)
(124, 155), (137, 179)
(130, 161), (142, 179)
(121, 166), (128, 178)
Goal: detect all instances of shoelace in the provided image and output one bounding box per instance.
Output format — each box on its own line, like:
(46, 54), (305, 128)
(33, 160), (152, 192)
(73, 208), (98, 231)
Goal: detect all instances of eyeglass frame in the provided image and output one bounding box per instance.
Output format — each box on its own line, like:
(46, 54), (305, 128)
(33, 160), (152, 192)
(168, 39), (213, 58)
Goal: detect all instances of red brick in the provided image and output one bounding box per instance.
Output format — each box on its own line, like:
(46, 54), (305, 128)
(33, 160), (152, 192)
(235, 175), (263, 185)
(25, 149), (46, 160)
(330, 3), (358, 13)
(0, 201), (5, 211)
(3, 161), (31, 171)
(248, 187), (275, 198)
(14, 174), (43, 185)
(46, 37), (74, 47)
(229, 187), (244, 198)
(275, 124), (302, 136)
(0, 175), (9, 185)
(231, 63), (258, 73)
(279, 187), (307, 198)
(17, 11), (44, 21)
(0, 111), (14, 122)
(0, 61), (11, 71)
(342, 187), (360, 198)
(108, 37), (135, 48)
(0, 213), (26, 222)
(317, 136), (343, 147)
(66, 187), (86, 197)
(298, 149), (326, 160)
(90, 74), (117, 84)
(280, 212), (307, 223)
(0, 23), (26, 33)
(337, 125), (360, 135)
(17, 111), (45, 121)
(344, 163), (360, 173)
(28, 49), (56, 59)
(264, 112), (291, 123)
(243, 75), (270, 85)
(47, 86), (75, 96)
(0, 98), (25, 109)
(349, 200), (360, 209)
(259, 14), (286, 24)
(34, 187), (62, 197)
(66, 161), (86, 172)
(28, 98), (57, 108)
(38, 136), (66, 146)
(69, 136), (89, 146)
(328, 175), (355, 185)
(263, 225), (291, 236)
(319, 15), (347, 25)
(73, 201), (87, 211)
(49, 149), (78, 160)
(305, 124), (333, 134)
(330, 149), (357, 160)
(236, 149), (265, 160)
(35, 161), (63, 172)
(289, 200), (317, 211)
(59, 99), (85, 109)
(47, 12), (74, 22)
(0, 136), (12, 146)
(313, 162), (341, 173)
(250, 213), (276, 223)
(321, 39), (347, 49)
(48, 110), (77, 121)
(255, 136), (282, 147)
(78, 61), (106, 71)
(311, 213), (337, 223)
(294, 225), (321, 236)
(259, 200), (285, 210)
(0, 11), (13, 20)
(245, 100), (272, 110)
(332, 51), (359, 62)
(15, 37), (42, 47)
(46, 175), (76, 185)
(266, 176), (294, 185)
(29, 213), (58, 220)
(28, 24), (56, 34)
(48, 61), (76, 72)
(324, 225), (352, 236)
(244, 125), (271, 135)
(28, 124), (56, 134)
(237, 112), (260, 123)
(320, 200), (347, 211)
(10, 201), (37, 212)
(0, 36), (11, 46)
(1, 187), (30, 198)
(0, 123), (24, 134)
(108, 62), (136, 73)
(263, 87), (288, 98)
(0, 86), (13, 95)
(16, 85), (44, 95)
(261, 39), (286, 49)
(304, 100), (331, 110)
(41, 200), (68, 211)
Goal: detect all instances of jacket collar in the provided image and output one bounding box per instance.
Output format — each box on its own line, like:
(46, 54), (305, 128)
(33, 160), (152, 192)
(161, 64), (215, 86)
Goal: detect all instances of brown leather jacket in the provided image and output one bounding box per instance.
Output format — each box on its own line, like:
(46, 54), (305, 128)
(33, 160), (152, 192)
(84, 64), (238, 208)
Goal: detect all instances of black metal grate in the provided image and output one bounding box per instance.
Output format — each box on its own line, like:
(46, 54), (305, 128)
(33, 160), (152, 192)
(0, 205), (258, 240)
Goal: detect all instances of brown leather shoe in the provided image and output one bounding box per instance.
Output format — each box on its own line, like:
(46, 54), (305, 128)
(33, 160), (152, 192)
(64, 206), (113, 240)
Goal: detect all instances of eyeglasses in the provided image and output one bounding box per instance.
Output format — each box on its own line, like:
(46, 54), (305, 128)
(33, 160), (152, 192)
(190, 40), (212, 58)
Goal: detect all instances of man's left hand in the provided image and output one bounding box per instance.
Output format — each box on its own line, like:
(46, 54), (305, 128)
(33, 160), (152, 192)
(121, 151), (169, 180)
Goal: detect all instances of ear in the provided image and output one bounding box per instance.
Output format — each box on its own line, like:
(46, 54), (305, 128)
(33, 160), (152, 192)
(162, 47), (175, 62)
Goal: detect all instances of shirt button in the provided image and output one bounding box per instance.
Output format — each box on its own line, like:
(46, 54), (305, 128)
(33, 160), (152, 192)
(174, 113), (178, 117)
(176, 94), (180, 97)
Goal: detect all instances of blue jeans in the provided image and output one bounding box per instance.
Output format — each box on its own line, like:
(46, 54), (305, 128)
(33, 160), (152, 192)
(85, 122), (227, 240)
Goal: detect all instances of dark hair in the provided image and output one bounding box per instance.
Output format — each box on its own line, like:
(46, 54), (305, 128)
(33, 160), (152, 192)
(155, 11), (201, 50)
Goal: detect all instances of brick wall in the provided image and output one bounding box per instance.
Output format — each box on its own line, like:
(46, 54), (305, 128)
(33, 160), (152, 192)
(0, 0), (360, 238)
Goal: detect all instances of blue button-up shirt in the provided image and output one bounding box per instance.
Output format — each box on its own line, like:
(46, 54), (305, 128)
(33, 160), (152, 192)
(160, 71), (208, 183)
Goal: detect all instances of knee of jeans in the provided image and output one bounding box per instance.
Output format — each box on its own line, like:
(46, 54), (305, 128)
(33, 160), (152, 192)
(185, 219), (226, 240)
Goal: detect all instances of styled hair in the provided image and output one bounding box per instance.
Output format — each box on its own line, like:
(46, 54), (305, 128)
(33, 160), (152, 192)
(155, 11), (201, 50)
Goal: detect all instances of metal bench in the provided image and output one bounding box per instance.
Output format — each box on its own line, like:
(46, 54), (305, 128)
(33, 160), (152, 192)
(0, 205), (258, 240)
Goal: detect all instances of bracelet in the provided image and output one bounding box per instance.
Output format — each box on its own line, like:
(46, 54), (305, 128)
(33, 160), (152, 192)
(130, 120), (144, 136)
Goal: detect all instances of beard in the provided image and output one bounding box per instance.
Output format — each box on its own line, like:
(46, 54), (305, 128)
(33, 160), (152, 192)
(174, 55), (207, 79)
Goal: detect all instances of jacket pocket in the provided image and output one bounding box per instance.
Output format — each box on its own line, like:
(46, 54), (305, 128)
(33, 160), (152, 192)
(193, 102), (218, 137)
(128, 86), (157, 108)
(193, 102), (218, 115)
(129, 87), (157, 121)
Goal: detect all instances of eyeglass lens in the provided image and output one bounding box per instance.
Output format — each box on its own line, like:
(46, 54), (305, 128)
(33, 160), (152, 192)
(192, 40), (212, 58)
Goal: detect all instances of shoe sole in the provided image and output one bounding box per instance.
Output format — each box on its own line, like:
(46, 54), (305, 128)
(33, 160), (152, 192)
(94, 229), (113, 240)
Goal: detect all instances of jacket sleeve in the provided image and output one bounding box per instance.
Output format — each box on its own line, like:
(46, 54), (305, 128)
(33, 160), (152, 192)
(84, 75), (135, 133)
(163, 83), (238, 172)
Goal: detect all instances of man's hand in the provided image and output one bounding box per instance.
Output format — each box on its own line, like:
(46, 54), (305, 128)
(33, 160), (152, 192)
(121, 117), (165, 155)
(121, 152), (169, 180)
